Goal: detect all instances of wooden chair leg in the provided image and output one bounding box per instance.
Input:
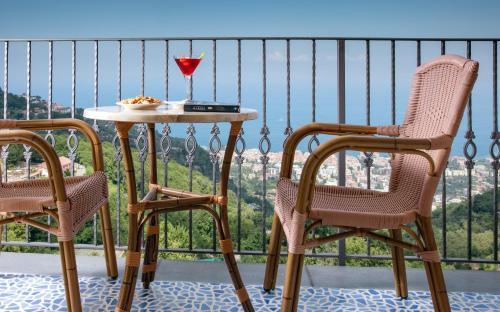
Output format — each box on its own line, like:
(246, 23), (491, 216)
(390, 229), (408, 299)
(281, 253), (304, 312)
(419, 217), (451, 312)
(263, 214), (283, 291)
(428, 262), (451, 312)
(99, 203), (118, 280)
(142, 214), (159, 289)
(61, 240), (82, 312)
(218, 237), (254, 311)
(423, 260), (439, 309)
(59, 241), (72, 312)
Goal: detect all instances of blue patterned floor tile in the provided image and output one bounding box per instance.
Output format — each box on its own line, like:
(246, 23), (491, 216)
(0, 273), (497, 311)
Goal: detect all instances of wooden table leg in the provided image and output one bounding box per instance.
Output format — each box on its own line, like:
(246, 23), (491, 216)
(115, 122), (142, 312)
(218, 121), (254, 311)
(142, 123), (160, 289)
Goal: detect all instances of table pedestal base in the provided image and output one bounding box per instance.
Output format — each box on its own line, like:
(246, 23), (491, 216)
(114, 121), (254, 312)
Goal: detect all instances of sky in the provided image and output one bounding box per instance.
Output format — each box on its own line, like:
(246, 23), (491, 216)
(1, 0), (500, 38)
(0, 0), (499, 156)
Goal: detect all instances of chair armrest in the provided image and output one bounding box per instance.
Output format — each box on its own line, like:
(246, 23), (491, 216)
(293, 134), (452, 214)
(7, 119), (104, 172)
(0, 129), (67, 202)
(280, 123), (378, 178)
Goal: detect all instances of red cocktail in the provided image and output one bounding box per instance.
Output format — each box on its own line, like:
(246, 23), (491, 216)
(174, 53), (204, 102)
(175, 58), (201, 76)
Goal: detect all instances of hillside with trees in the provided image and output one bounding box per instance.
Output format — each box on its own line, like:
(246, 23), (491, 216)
(0, 88), (497, 270)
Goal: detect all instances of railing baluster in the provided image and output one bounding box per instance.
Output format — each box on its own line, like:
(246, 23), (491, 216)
(309, 39), (319, 254)
(185, 121), (196, 250)
(464, 41), (476, 260)
(24, 41), (32, 178)
(46, 41), (56, 244)
(71, 42), (76, 116)
(440, 40), (447, 258)
(491, 40), (499, 261)
(259, 39), (271, 253)
(45, 42), (55, 148)
(417, 40), (421, 66)
(2, 41), (8, 242)
(162, 39), (171, 249)
(67, 41), (77, 177)
(189, 40), (193, 100)
(113, 40), (123, 246)
(311, 40), (316, 125)
(141, 40), (145, 96)
(284, 39), (293, 145)
(47, 41), (53, 122)
(93, 40), (99, 132)
(92, 40), (99, 245)
(160, 123), (171, 248)
(308, 39), (319, 154)
(416, 40), (424, 246)
(165, 40), (169, 101)
(185, 39), (197, 250)
(135, 40), (148, 248)
(337, 39), (346, 266)
(364, 40), (372, 184)
(137, 40), (147, 198)
(235, 39), (245, 252)
(391, 40), (396, 125)
(117, 40), (122, 102)
(2, 41), (9, 184)
(24, 41), (32, 243)
(209, 39), (220, 251)
(364, 40), (373, 256)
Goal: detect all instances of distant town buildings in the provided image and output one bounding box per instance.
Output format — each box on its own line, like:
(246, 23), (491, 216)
(230, 149), (495, 210)
(19, 94), (71, 115)
(5, 156), (86, 181)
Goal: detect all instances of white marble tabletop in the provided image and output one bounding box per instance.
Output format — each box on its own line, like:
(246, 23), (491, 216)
(83, 106), (258, 124)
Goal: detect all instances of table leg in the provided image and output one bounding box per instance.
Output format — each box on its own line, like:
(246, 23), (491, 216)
(218, 121), (254, 311)
(115, 122), (141, 312)
(142, 123), (160, 288)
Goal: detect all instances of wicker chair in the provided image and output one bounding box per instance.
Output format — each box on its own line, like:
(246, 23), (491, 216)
(0, 119), (118, 312)
(263, 55), (479, 312)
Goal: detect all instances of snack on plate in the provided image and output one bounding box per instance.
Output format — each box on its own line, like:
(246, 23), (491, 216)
(121, 96), (162, 105)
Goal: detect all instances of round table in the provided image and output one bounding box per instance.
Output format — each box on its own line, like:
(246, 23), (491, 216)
(83, 105), (257, 123)
(84, 106), (257, 312)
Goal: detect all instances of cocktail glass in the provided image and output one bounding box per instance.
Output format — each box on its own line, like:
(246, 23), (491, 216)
(174, 52), (204, 102)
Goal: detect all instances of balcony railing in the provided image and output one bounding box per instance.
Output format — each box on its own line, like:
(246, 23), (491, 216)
(0, 36), (499, 267)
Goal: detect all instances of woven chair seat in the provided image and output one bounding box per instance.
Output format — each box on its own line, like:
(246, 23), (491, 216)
(275, 177), (417, 229)
(0, 171), (108, 233)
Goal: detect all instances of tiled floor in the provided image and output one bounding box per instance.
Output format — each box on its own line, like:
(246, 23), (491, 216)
(0, 273), (499, 311)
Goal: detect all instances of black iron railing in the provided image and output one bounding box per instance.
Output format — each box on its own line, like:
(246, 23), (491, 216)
(0, 36), (498, 266)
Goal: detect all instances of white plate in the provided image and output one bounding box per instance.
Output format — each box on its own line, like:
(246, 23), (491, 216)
(117, 101), (167, 110)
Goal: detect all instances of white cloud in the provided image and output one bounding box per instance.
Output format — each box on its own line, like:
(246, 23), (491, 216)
(326, 54), (336, 61)
(269, 51), (285, 61)
(268, 51), (310, 62)
(325, 53), (365, 62)
(293, 54), (309, 62)
(346, 53), (366, 62)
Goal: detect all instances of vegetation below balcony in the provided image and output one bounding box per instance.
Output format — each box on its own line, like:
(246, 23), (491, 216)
(0, 89), (498, 271)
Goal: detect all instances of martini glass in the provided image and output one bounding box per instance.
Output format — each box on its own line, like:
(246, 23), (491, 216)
(174, 52), (204, 102)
